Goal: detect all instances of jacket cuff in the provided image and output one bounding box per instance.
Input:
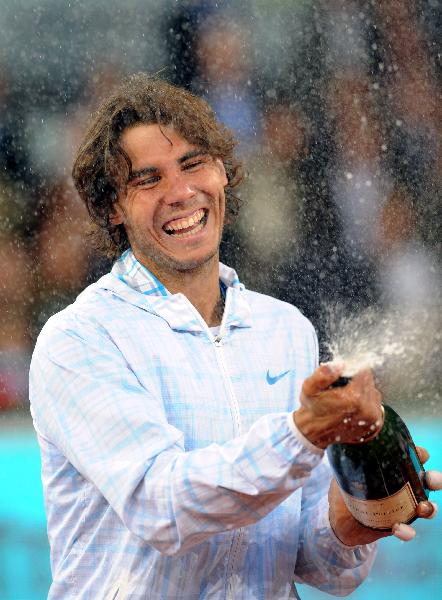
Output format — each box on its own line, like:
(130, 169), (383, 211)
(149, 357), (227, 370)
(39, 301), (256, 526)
(286, 412), (324, 457)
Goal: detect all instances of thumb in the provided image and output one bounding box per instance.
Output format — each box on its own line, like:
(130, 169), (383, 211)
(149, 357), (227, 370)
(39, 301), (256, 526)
(302, 362), (344, 396)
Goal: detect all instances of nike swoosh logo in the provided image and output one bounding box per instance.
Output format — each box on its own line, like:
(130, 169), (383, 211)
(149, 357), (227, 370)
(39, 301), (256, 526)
(266, 369), (291, 385)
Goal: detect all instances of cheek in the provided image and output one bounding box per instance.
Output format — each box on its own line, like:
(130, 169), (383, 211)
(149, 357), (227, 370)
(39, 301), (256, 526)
(128, 198), (156, 226)
(195, 165), (227, 193)
(207, 182), (228, 210)
(214, 193), (226, 228)
(213, 158), (228, 186)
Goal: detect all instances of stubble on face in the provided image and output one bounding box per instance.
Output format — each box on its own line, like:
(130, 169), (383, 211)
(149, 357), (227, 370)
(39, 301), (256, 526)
(126, 216), (223, 276)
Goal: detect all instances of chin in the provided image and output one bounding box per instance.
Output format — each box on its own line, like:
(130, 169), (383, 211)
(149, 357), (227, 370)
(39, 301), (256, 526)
(133, 238), (220, 277)
(174, 252), (218, 273)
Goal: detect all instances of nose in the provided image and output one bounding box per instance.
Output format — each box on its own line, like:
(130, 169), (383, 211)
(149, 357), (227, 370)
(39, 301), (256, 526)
(163, 171), (196, 206)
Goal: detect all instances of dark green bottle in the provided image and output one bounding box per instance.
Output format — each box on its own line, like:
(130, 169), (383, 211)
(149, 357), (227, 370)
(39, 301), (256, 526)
(327, 404), (430, 530)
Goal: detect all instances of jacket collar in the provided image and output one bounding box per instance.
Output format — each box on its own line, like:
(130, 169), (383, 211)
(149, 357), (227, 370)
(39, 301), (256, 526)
(94, 249), (252, 333)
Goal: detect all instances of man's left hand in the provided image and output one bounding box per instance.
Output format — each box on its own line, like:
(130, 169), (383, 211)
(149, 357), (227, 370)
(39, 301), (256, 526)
(329, 446), (442, 546)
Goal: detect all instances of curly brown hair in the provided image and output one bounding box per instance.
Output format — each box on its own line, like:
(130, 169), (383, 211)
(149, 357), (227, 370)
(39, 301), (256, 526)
(72, 73), (244, 259)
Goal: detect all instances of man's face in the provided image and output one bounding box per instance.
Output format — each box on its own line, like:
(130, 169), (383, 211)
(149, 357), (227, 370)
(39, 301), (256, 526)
(112, 123), (228, 278)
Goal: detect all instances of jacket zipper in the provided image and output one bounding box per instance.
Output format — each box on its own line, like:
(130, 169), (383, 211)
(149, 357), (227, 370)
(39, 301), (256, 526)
(185, 288), (244, 598)
(211, 291), (243, 600)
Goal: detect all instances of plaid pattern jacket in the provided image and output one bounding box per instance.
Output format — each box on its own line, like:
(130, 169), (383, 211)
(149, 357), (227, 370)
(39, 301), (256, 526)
(30, 250), (376, 599)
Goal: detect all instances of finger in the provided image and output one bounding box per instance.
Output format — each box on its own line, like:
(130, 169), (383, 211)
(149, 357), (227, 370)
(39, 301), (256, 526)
(416, 446), (430, 464)
(303, 362), (344, 396)
(392, 523), (416, 541)
(416, 500), (436, 518)
(425, 470), (442, 491)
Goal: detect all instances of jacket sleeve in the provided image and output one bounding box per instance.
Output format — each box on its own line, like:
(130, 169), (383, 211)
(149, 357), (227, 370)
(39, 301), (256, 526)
(30, 312), (324, 557)
(294, 456), (377, 596)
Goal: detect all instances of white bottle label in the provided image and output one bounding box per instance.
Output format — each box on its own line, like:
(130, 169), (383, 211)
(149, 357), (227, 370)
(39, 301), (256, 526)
(341, 482), (418, 529)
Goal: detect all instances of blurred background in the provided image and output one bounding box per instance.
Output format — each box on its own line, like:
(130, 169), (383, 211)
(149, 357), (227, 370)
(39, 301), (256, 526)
(0, 0), (441, 598)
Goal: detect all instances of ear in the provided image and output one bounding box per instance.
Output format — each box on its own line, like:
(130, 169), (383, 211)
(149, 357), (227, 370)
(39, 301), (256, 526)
(109, 203), (124, 226)
(215, 158), (228, 187)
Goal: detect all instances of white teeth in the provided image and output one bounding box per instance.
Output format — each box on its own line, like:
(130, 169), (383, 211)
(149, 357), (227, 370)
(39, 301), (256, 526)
(164, 209), (205, 234)
(172, 221), (205, 238)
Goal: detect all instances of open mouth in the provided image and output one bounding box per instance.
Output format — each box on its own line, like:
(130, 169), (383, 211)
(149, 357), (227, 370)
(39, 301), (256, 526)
(163, 208), (208, 238)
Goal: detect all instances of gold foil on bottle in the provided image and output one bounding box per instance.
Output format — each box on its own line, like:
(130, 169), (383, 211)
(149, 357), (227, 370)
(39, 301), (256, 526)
(341, 482), (418, 529)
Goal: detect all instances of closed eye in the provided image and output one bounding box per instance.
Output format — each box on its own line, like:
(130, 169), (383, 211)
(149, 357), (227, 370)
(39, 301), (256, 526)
(133, 175), (161, 187)
(182, 159), (205, 171)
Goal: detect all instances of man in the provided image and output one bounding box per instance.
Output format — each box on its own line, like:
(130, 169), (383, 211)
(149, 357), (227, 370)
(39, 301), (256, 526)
(30, 74), (440, 599)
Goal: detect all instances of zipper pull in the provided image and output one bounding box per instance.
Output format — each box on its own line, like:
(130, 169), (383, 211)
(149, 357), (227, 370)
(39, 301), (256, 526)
(214, 335), (222, 347)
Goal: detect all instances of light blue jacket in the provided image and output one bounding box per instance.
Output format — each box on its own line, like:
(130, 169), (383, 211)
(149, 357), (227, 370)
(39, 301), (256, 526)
(30, 250), (375, 599)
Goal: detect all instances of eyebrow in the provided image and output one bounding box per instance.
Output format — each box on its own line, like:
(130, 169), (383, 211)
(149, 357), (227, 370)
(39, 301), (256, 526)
(128, 149), (208, 182)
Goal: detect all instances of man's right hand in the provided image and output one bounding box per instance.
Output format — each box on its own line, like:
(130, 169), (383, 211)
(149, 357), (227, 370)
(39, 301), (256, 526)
(293, 363), (384, 449)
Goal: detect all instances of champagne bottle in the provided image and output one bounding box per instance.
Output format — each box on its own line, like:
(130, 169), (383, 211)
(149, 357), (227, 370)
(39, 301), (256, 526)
(327, 388), (430, 530)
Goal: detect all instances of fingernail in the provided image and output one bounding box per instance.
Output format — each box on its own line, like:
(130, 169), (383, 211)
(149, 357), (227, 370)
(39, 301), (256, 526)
(419, 501), (434, 517)
(392, 523), (416, 541)
(426, 470), (442, 490)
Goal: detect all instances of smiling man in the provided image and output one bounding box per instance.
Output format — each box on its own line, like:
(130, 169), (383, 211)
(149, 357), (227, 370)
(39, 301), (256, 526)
(110, 122), (228, 326)
(29, 74), (440, 600)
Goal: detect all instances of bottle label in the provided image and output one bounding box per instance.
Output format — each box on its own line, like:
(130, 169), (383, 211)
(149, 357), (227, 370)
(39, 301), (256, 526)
(341, 482), (418, 529)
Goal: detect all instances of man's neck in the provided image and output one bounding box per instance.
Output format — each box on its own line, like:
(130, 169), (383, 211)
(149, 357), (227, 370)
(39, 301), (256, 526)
(169, 266), (223, 326)
(136, 254), (224, 327)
